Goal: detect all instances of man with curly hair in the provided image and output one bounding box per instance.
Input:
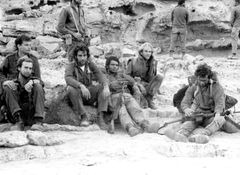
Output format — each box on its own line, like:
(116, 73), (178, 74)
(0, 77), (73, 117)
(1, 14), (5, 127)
(65, 44), (110, 128)
(168, 63), (238, 144)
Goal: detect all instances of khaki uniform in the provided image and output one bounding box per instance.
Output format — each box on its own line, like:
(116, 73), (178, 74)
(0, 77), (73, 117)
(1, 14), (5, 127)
(180, 82), (238, 138)
(169, 5), (189, 54)
(126, 55), (163, 105)
(57, 4), (89, 61)
(107, 72), (150, 132)
(230, 5), (240, 55)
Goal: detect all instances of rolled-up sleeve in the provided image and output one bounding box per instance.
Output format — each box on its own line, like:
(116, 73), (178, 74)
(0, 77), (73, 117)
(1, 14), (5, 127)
(181, 86), (196, 112)
(213, 83), (225, 113)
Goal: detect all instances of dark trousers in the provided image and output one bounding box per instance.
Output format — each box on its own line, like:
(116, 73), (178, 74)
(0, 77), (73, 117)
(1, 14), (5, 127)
(3, 84), (45, 124)
(67, 84), (108, 116)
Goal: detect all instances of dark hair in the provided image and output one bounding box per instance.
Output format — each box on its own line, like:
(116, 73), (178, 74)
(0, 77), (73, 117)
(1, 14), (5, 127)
(105, 56), (120, 71)
(17, 56), (33, 68)
(72, 44), (90, 61)
(194, 63), (212, 78)
(178, 0), (185, 5)
(15, 35), (31, 49)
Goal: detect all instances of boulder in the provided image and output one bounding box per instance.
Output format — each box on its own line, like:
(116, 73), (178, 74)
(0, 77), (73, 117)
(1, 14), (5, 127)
(31, 123), (100, 132)
(0, 131), (29, 147)
(186, 39), (206, 51)
(27, 131), (64, 146)
(35, 35), (62, 53)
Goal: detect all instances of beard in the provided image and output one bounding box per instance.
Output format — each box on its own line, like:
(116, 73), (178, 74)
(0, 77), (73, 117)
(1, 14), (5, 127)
(20, 72), (31, 79)
(109, 68), (118, 74)
(77, 60), (86, 67)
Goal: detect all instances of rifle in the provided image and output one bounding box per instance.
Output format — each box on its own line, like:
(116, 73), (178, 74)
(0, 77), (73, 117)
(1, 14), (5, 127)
(157, 112), (215, 134)
(158, 110), (240, 134)
(107, 81), (129, 134)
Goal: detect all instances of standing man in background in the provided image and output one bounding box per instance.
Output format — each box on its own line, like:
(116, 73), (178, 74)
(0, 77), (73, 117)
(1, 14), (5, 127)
(57, 0), (90, 61)
(169, 0), (189, 59)
(229, 0), (240, 60)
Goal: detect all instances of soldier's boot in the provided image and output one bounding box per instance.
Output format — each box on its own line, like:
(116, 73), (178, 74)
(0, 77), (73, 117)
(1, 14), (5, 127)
(181, 52), (185, 60)
(107, 119), (115, 134)
(228, 53), (238, 60)
(0, 105), (8, 123)
(146, 95), (157, 110)
(169, 51), (174, 58)
(126, 124), (141, 137)
(140, 120), (160, 133)
(174, 132), (188, 142)
(10, 112), (24, 131)
(97, 112), (108, 130)
(34, 116), (43, 125)
(80, 113), (91, 127)
(188, 134), (209, 144)
(164, 129), (188, 142)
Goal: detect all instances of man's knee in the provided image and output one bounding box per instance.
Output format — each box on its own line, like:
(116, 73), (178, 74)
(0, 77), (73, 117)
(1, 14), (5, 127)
(2, 86), (16, 96)
(222, 121), (239, 133)
(67, 86), (79, 96)
(3, 85), (12, 93)
(33, 83), (44, 93)
(155, 74), (163, 82)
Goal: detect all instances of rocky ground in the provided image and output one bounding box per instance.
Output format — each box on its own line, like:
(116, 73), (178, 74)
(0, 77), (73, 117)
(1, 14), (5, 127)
(1, 0), (240, 174)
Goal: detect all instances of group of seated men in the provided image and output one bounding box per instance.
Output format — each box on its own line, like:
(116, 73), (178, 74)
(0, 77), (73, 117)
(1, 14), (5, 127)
(0, 34), (239, 144)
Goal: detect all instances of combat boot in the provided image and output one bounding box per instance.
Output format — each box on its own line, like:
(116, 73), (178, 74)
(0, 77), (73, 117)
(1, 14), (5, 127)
(174, 132), (188, 142)
(126, 124), (141, 137)
(228, 53), (238, 60)
(188, 134), (209, 144)
(10, 112), (24, 131)
(80, 114), (91, 127)
(97, 112), (108, 130)
(140, 120), (160, 133)
(164, 129), (188, 142)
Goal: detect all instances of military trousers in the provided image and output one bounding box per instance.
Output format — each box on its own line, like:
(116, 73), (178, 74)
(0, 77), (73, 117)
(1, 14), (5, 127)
(67, 84), (108, 116)
(143, 74), (163, 97)
(169, 28), (187, 54)
(110, 93), (146, 130)
(3, 83), (45, 122)
(231, 27), (240, 55)
(178, 115), (238, 137)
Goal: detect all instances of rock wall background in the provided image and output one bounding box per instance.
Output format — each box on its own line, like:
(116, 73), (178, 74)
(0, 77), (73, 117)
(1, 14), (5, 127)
(0, 0), (237, 54)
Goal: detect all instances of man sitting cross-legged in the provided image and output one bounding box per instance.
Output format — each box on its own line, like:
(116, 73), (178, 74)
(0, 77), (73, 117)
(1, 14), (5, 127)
(168, 64), (239, 144)
(65, 44), (110, 128)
